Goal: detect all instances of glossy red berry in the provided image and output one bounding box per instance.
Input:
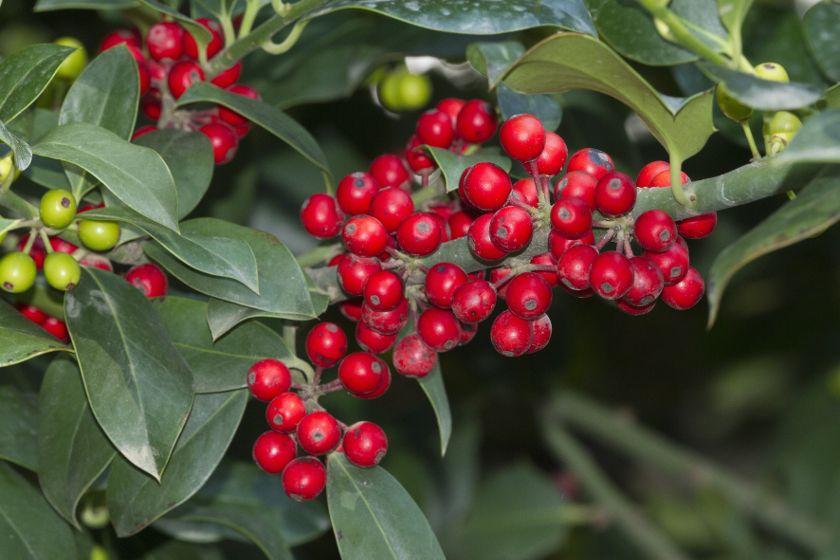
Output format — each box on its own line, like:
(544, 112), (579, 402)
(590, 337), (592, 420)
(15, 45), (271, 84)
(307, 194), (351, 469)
(132, 124), (157, 140)
(661, 266), (704, 309)
(677, 213), (717, 239)
(99, 29), (141, 53)
(363, 270), (404, 311)
(530, 253), (559, 287)
(368, 187), (414, 232)
(425, 262), (468, 309)
(617, 299), (656, 315)
(644, 240), (689, 286)
(247, 359), (292, 401)
(266, 392), (306, 433)
(336, 172), (380, 216)
(182, 18), (223, 60)
(505, 272), (552, 320)
(417, 109), (455, 148)
(536, 132), (568, 177)
(392, 333), (437, 378)
(512, 178), (539, 207)
(297, 412), (342, 455)
(489, 266), (512, 300)
(490, 310), (532, 357)
(79, 254), (114, 272)
(253, 431), (296, 474)
(336, 254), (381, 296)
(405, 135), (436, 173)
(451, 279), (497, 323)
(200, 123), (238, 164)
(468, 213), (508, 261)
(395, 212), (441, 256)
(567, 148), (615, 180)
(140, 89), (162, 121)
(301, 194), (344, 239)
(357, 364), (391, 399)
(455, 100), (498, 143)
(448, 210), (474, 240)
(634, 210), (676, 253)
(218, 84), (260, 127)
(338, 352), (388, 395)
(126, 263), (168, 297)
(557, 244), (598, 291)
(460, 162), (512, 212)
(167, 60), (204, 99)
(622, 256), (664, 308)
(210, 62), (242, 88)
(339, 299), (363, 322)
(648, 169), (690, 188)
(16, 303), (47, 325)
(369, 154), (410, 189)
(550, 197), (592, 239)
(527, 314), (552, 354)
(590, 251), (635, 300)
(636, 161), (670, 188)
(555, 171), (597, 210)
(499, 114), (546, 163)
(41, 317), (69, 343)
(436, 98), (465, 123)
(548, 229), (594, 260)
(459, 321), (478, 345)
(343, 422), (388, 468)
(282, 457), (326, 502)
(594, 172), (636, 217)
(355, 322), (398, 354)
(342, 215), (388, 257)
(360, 297), (409, 335)
(417, 308), (461, 352)
(146, 22), (184, 61)
(489, 205), (533, 252)
(305, 322), (348, 368)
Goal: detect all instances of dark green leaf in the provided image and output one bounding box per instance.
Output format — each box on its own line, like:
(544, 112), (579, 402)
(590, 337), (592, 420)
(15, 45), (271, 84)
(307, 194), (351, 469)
(32, 123), (180, 232)
(327, 452), (446, 560)
(821, 84), (840, 110)
(418, 362), (452, 457)
(0, 298), (71, 366)
(133, 129), (214, 220)
(38, 357), (115, 528)
(21, 109), (69, 190)
(0, 119), (32, 171)
(424, 146), (511, 193)
(701, 62), (825, 111)
(140, 541), (226, 560)
(717, 0), (754, 35)
(707, 166), (840, 327)
(0, 385), (38, 471)
(0, 461), (77, 560)
(152, 296), (295, 393)
(64, 267), (194, 480)
(0, 44), (75, 123)
(803, 2), (840, 83)
(107, 389), (247, 537)
(203, 291), (331, 339)
(774, 109), (840, 165)
(466, 41), (526, 84)
(176, 82), (331, 182)
(139, 0), (214, 56)
(35, 0), (135, 10)
(496, 83), (562, 133)
(83, 207), (260, 294)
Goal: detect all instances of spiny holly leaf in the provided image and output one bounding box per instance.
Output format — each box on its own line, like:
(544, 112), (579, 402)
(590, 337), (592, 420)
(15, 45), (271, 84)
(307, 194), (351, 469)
(774, 108), (840, 165)
(0, 385), (38, 471)
(424, 146), (511, 193)
(701, 62), (824, 111)
(0, 118), (32, 171)
(0, 298), (71, 366)
(0, 43), (75, 122)
(804, 1), (840, 83)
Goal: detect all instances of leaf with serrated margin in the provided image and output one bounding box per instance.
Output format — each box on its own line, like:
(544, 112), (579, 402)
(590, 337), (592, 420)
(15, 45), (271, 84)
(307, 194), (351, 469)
(0, 298), (71, 366)
(0, 385), (38, 471)
(0, 44), (75, 122)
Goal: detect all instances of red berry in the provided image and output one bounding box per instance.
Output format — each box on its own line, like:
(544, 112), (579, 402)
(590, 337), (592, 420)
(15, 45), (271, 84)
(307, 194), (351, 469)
(140, 89), (162, 121)
(489, 266), (512, 300)
(567, 148), (615, 180)
(489, 205), (533, 252)
(527, 314), (552, 353)
(536, 132), (568, 177)
(530, 253), (559, 287)
(661, 266), (704, 309)
(396, 212), (442, 257)
(41, 317), (69, 343)
(360, 298), (409, 335)
(167, 60), (204, 99)
(555, 171), (597, 210)
(16, 303), (47, 324)
(282, 457), (326, 501)
(436, 98), (465, 124)
(448, 210), (474, 239)
(490, 310), (532, 357)
(339, 299), (363, 322)
(455, 100), (498, 143)
(368, 187), (414, 232)
(512, 178), (539, 208)
(468, 213), (508, 261)
(357, 364), (391, 399)
(126, 263), (168, 297)
(79, 254), (114, 272)
(594, 172), (636, 217)
(392, 333), (437, 378)
(146, 22), (184, 61)
(336, 254), (381, 296)
(336, 172), (380, 216)
(648, 169), (690, 188)
(417, 109), (455, 148)
(557, 244), (599, 291)
(505, 272), (552, 320)
(644, 240), (689, 286)
(369, 154), (410, 189)
(634, 210), (676, 253)
(417, 308), (461, 352)
(622, 256), (664, 308)
(297, 411), (342, 455)
(355, 322), (398, 354)
(266, 392), (306, 433)
(636, 161), (670, 188)
(617, 299), (656, 315)
(459, 321), (478, 345)
(342, 215), (388, 258)
(50, 237), (77, 254)
(182, 18), (223, 60)
(677, 213), (717, 239)
(405, 135), (436, 173)
(199, 123), (238, 164)
(363, 270), (404, 311)
(425, 262), (468, 309)
(253, 431), (296, 474)
(550, 197), (592, 239)
(460, 162), (512, 212)
(451, 279), (497, 323)
(99, 29), (141, 53)
(305, 322), (348, 368)
(210, 61), (242, 88)
(499, 114), (546, 163)
(430, 212), (451, 243)
(343, 422), (388, 468)
(247, 359), (292, 401)
(218, 85), (260, 127)
(547, 229), (595, 260)
(132, 124), (157, 140)
(300, 193), (344, 239)
(18, 235), (46, 269)
(589, 251), (635, 300)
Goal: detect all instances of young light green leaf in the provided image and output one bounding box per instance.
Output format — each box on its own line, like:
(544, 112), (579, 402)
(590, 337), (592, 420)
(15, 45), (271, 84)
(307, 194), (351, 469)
(0, 119), (32, 171)
(0, 298), (71, 366)
(327, 452), (447, 560)
(32, 122), (180, 232)
(701, 62), (824, 111)
(803, 1), (840, 83)
(38, 357), (116, 529)
(0, 385), (38, 471)
(107, 389), (248, 537)
(64, 267), (194, 480)
(774, 109), (840, 165)
(0, 43), (75, 122)
(424, 146), (511, 193)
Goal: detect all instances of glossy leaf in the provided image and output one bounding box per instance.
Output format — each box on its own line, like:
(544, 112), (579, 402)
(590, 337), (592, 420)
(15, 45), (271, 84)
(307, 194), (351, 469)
(0, 298), (71, 366)
(83, 207), (260, 294)
(821, 84), (840, 110)
(804, 2), (840, 83)
(152, 296), (295, 393)
(0, 461), (77, 560)
(467, 40), (526, 84)
(774, 109), (840, 165)
(34, 0), (134, 9)
(38, 357), (115, 528)
(327, 452), (447, 560)
(176, 82), (331, 182)
(32, 123), (180, 232)
(717, 0), (754, 35)
(707, 166), (840, 327)
(0, 118), (32, 171)
(133, 129), (214, 220)
(496, 83), (562, 132)
(108, 389), (247, 537)
(21, 109), (69, 190)
(64, 266), (194, 480)
(0, 43), (75, 123)
(419, 362), (452, 457)
(139, 0), (214, 55)
(701, 62), (825, 111)
(424, 146), (511, 193)
(0, 385), (38, 471)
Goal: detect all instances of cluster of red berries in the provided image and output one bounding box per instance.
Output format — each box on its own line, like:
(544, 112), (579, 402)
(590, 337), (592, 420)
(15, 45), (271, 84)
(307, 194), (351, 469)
(97, 21), (258, 164)
(15, 302), (70, 343)
(249, 322), (389, 501)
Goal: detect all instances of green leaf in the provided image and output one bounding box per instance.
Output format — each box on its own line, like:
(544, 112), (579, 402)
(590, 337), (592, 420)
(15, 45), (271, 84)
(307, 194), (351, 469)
(83, 207), (260, 294)
(0, 461), (77, 560)
(418, 362), (452, 457)
(139, 541), (226, 560)
(152, 296), (295, 393)
(804, 1), (840, 83)
(701, 62), (825, 111)
(34, 0), (135, 9)
(821, 84), (840, 110)
(498, 33), (716, 164)
(707, 166), (840, 328)
(176, 82), (332, 183)
(145, 221), (321, 321)
(0, 385), (38, 471)
(139, 0), (214, 56)
(0, 298), (71, 366)
(496, 83), (562, 133)
(21, 109), (70, 191)
(774, 109), (840, 165)
(64, 267), (194, 480)
(0, 44), (75, 123)
(38, 357), (116, 528)
(716, 0), (754, 35)
(0, 119), (32, 171)
(107, 389), (247, 537)
(32, 122), (180, 232)
(424, 146), (512, 193)
(59, 45), (140, 200)
(327, 452), (446, 560)
(133, 129), (214, 220)
(466, 40), (526, 84)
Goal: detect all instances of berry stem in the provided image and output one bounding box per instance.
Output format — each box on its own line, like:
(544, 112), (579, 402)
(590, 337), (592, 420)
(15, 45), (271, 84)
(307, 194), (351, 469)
(508, 195), (540, 215)
(592, 220), (615, 229)
(21, 229), (37, 254)
(260, 18), (309, 55)
(492, 270), (514, 290)
(38, 229), (53, 254)
(316, 378), (344, 394)
(622, 236), (634, 258)
(238, 0), (263, 38)
(634, 0), (730, 67)
(295, 241), (341, 268)
(594, 229), (615, 251)
(313, 366), (323, 386)
(526, 160), (546, 207)
(740, 121), (762, 161)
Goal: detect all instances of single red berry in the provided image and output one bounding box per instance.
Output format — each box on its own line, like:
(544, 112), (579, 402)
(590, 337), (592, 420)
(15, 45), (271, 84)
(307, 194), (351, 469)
(50, 237), (78, 255)
(146, 22), (185, 61)
(126, 263), (168, 297)
(355, 322), (398, 354)
(218, 84), (260, 127)
(282, 457), (327, 502)
(363, 270), (404, 311)
(16, 303), (47, 324)
(247, 359), (292, 401)
(336, 172), (380, 216)
(451, 279), (497, 323)
(661, 266), (704, 309)
(512, 178), (539, 208)
(417, 109), (455, 148)
(405, 135), (436, 173)
(369, 154), (410, 189)
(417, 308), (461, 352)
(622, 256), (664, 308)
(636, 161), (670, 188)
(425, 262), (468, 309)
(342, 215), (388, 258)
(368, 187), (414, 232)
(634, 210), (677, 253)
(132, 124), (157, 140)
(459, 321), (478, 345)
(460, 162), (512, 212)
(199, 123), (238, 164)
(536, 132), (568, 177)
(527, 314), (552, 353)
(392, 333), (437, 378)
(448, 210), (474, 240)
(594, 172), (636, 217)
(489, 205), (534, 252)
(677, 213), (717, 239)
(505, 272), (553, 320)
(555, 171), (597, 210)
(79, 254), (114, 272)
(99, 29), (141, 53)
(253, 431), (296, 474)
(147, 60), (165, 82)
(617, 299), (656, 315)
(550, 197), (592, 239)
(396, 212), (442, 257)
(300, 193), (344, 239)
(468, 214), (508, 261)
(489, 266), (512, 300)
(648, 169), (690, 189)
(167, 60), (204, 99)
(430, 212), (451, 243)
(305, 322), (348, 368)
(567, 148), (615, 180)
(490, 310), (532, 357)
(336, 254), (381, 296)
(499, 114), (546, 163)
(530, 253), (559, 287)
(589, 251), (635, 300)
(140, 89), (162, 121)
(182, 18), (224, 60)
(360, 298), (409, 335)
(456, 100), (498, 143)
(548, 229), (595, 260)
(266, 392), (306, 433)
(339, 299), (363, 322)
(297, 412), (342, 455)
(436, 98), (465, 124)
(644, 240), (689, 286)
(356, 364), (391, 399)
(557, 244), (598, 291)
(41, 317), (69, 343)
(343, 422), (388, 468)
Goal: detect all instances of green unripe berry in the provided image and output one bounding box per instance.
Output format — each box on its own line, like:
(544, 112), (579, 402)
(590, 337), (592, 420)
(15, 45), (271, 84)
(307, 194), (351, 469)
(716, 83), (753, 122)
(395, 73), (432, 110)
(754, 62), (789, 83)
(0, 154), (20, 185)
(767, 111), (802, 136)
(54, 37), (87, 80)
(0, 252), (37, 293)
(40, 189), (77, 229)
(90, 545), (109, 560)
(78, 219), (120, 252)
(44, 252), (80, 291)
(378, 71), (404, 111)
